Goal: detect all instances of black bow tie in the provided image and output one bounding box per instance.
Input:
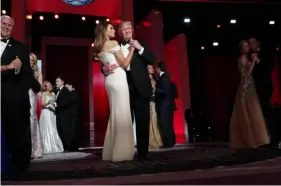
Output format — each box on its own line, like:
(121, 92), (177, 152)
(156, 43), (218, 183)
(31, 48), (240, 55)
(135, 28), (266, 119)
(121, 40), (130, 45)
(1, 38), (8, 43)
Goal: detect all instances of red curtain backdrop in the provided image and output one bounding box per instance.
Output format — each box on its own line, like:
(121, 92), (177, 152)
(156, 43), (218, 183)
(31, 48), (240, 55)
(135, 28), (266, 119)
(25, 0), (122, 18)
(92, 61), (109, 147)
(198, 56), (280, 140)
(135, 10), (165, 63)
(164, 35), (190, 144)
(272, 57), (281, 105)
(41, 37), (92, 146)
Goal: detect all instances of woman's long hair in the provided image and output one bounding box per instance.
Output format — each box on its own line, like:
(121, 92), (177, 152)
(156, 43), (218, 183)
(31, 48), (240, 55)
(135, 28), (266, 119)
(30, 52), (39, 72)
(93, 21), (112, 55)
(42, 81), (51, 92)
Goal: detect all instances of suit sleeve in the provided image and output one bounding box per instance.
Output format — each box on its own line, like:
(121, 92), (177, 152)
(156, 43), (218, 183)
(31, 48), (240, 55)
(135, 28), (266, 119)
(155, 75), (171, 96)
(173, 83), (179, 98)
(100, 63), (106, 76)
(139, 41), (155, 65)
(19, 44), (41, 93)
(56, 89), (71, 108)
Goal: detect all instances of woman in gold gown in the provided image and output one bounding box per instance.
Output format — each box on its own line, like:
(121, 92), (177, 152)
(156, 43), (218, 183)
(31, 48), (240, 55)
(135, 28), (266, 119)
(229, 40), (270, 149)
(147, 65), (163, 149)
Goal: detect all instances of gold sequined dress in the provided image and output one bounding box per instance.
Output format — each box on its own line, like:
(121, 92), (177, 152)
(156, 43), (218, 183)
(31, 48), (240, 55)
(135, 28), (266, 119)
(229, 55), (270, 149)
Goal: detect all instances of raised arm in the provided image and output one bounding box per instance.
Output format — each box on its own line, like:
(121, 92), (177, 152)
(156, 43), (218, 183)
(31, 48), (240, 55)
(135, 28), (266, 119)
(112, 40), (135, 67)
(138, 41), (155, 65)
(155, 74), (171, 96)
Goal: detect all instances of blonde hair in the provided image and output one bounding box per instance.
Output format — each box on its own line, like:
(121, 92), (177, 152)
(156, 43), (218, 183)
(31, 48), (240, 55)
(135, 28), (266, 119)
(238, 40), (249, 53)
(29, 53), (39, 72)
(118, 21), (133, 37)
(42, 81), (51, 92)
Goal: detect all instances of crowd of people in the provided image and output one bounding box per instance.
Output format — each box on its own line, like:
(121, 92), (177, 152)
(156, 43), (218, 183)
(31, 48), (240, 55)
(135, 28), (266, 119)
(1, 15), (79, 177)
(1, 12), (280, 178)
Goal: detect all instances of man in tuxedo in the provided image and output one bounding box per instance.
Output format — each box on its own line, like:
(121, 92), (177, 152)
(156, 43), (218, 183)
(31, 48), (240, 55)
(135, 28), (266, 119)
(155, 62), (175, 148)
(1, 15), (40, 171)
(249, 37), (276, 146)
(54, 77), (72, 151)
(101, 21), (155, 160)
(65, 83), (79, 150)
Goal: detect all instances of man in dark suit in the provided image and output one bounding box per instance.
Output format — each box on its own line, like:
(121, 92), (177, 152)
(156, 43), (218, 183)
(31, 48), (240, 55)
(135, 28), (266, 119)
(155, 62), (175, 148)
(54, 77), (72, 151)
(65, 83), (79, 150)
(1, 15), (40, 171)
(101, 21), (155, 160)
(249, 37), (276, 146)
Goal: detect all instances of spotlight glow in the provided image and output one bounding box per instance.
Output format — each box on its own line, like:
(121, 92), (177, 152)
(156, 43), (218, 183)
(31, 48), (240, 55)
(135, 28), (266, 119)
(230, 19), (236, 24)
(54, 14), (59, 19)
(2, 10), (6, 14)
(184, 18), (191, 23)
(106, 18), (110, 22)
(96, 20), (99, 24)
(39, 16), (44, 20)
(26, 15), (32, 20)
(213, 42), (219, 46)
(201, 46), (204, 50)
(82, 16), (86, 21)
(269, 21), (275, 25)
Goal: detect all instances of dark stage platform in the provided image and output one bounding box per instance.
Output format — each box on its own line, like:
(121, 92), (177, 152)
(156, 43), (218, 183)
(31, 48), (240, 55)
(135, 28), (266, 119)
(3, 142), (281, 184)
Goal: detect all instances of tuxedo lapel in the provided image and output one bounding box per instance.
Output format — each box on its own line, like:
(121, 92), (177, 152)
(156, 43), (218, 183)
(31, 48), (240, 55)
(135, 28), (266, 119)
(1, 38), (14, 63)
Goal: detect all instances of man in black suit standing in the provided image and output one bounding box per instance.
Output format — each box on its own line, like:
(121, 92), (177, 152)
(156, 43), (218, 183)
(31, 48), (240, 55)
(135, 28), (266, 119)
(54, 77), (72, 151)
(155, 62), (175, 148)
(249, 37), (276, 147)
(101, 21), (155, 160)
(1, 15), (40, 171)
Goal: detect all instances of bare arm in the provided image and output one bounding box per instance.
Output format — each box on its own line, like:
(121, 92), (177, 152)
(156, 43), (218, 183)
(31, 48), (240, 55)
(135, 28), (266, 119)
(239, 56), (254, 76)
(41, 93), (49, 108)
(111, 41), (135, 67)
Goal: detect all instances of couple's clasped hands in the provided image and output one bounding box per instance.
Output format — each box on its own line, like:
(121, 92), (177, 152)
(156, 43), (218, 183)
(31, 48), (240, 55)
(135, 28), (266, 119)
(103, 40), (142, 74)
(7, 56), (21, 71)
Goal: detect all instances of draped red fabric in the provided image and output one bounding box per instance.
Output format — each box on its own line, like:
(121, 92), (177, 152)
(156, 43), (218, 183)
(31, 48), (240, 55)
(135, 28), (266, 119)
(43, 45), (90, 145)
(272, 57), (281, 105)
(92, 61), (109, 146)
(164, 35), (190, 144)
(199, 56), (280, 140)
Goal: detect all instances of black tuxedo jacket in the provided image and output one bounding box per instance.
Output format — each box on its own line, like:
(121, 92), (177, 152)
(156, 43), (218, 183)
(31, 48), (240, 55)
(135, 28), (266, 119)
(55, 86), (71, 112)
(251, 48), (274, 94)
(155, 72), (172, 111)
(100, 41), (155, 98)
(1, 38), (40, 106)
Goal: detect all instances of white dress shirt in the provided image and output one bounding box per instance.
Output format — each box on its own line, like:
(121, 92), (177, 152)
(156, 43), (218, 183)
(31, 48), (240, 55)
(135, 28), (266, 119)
(0, 37), (9, 57)
(120, 40), (144, 71)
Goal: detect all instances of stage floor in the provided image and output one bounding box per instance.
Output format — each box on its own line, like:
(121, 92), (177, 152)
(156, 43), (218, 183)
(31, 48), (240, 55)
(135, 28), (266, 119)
(3, 142), (281, 184)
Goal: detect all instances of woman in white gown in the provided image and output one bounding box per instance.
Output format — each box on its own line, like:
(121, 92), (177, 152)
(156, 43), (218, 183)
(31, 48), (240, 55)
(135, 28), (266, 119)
(29, 53), (44, 158)
(39, 81), (64, 154)
(94, 21), (135, 162)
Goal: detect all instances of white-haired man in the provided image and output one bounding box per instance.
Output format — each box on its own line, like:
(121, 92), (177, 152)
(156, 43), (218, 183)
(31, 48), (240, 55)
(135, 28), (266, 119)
(101, 21), (155, 160)
(1, 15), (40, 173)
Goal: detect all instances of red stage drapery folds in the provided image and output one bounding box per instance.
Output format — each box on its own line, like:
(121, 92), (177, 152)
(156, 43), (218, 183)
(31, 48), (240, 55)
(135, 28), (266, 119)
(199, 56), (281, 140)
(164, 35), (191, 144)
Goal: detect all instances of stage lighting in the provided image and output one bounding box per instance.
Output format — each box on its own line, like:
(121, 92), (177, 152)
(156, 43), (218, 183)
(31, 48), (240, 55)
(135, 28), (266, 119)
(213, 42), (219, 46)
(217, 24), (220, 28)
(201, 46), (204, 50)
(230, 19), (236, 24)
(91, 43), (94, 47)
(39, 16), (44, 20)
(54, 14), (59, 19)
(96, 20), (99, 24)
(269, 21), (275, 25)
(184, 18), (191, 23)
(82, 16), (86, 21)
(106, 18), (110, 22)
(277, 47), (279, 51)
(2, 10), (6, 14)
(26, 15), (32, 20)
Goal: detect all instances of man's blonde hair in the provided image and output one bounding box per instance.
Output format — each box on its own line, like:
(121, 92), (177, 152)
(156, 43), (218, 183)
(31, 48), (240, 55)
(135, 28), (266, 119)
(118, 21), (133, 36)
